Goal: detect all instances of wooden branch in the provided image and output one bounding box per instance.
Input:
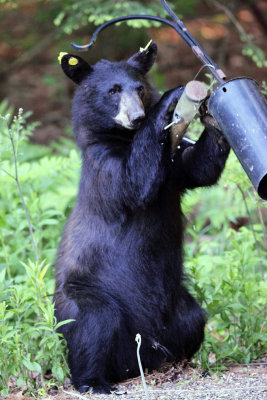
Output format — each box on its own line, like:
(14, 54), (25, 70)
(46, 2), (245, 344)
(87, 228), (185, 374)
(207, 0), (249, 39)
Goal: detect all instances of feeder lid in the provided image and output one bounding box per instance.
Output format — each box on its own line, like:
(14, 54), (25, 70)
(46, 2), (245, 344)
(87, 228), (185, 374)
(185, 80), (208, 102)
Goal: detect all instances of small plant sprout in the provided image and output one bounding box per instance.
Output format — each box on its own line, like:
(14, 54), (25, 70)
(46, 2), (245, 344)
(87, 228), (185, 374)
(135, 334), (149, 400)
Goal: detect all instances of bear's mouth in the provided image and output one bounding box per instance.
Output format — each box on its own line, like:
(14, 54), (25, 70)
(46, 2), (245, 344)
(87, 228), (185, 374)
(114, 119), (143, 131)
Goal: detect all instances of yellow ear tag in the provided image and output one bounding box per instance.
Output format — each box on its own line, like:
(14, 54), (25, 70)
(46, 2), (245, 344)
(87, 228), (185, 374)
(139, 39), (152, 53)
(69, 57), (78, 66)
(58, 52), (68, 64)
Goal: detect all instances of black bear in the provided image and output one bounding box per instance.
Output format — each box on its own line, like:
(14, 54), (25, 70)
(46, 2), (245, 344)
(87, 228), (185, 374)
(54, 42), (230, 394)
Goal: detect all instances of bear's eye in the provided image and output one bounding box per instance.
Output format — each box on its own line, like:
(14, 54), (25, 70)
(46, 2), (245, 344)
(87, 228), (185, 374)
(137, 86), (145, 98)
(109, 85), (121, 95)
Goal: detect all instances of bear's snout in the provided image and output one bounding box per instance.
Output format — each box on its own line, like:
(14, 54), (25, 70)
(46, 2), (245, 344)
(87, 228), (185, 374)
(114, 92), (145, 130)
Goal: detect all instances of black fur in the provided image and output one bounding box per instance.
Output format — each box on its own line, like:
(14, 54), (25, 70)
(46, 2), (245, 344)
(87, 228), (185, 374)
(54, 43), (230, 394)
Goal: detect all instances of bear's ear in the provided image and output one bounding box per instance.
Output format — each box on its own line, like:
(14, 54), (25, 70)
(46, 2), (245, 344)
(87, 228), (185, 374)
(127, 41), (157, 74)
(59, 53), (93, 84)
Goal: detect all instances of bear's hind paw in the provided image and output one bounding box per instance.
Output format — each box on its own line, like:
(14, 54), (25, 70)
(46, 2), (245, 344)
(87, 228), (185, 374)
(77, 382), (117, 394)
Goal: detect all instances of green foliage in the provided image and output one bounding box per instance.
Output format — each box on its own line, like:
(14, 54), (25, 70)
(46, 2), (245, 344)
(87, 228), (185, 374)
(0, 260), (72, 395)
(0, 105), (79, 395)
(187, 226), (266, 367)
(183, 121), (267, 368)
(50, 0), (203, 37)
(0, 106), (79, 274)
(0, 105), (266, 394)
(0, 0), (17, 6)
(241, 35), (267, 68)
(52, 0), (168, 34)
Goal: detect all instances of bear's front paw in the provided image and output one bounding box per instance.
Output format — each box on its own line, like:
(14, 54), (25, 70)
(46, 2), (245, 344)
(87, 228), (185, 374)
(199, 99), (221, 131)
(153, 86), (184, 130)
(161, 86), (184, 114)
(199, 99), (230, 152)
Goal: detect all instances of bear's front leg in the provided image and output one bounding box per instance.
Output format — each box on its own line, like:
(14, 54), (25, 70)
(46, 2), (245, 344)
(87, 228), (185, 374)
(126, 86), (184, 205)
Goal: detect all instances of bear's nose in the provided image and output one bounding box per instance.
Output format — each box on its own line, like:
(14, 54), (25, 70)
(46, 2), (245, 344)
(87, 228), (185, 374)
(131, 112), (145, 128)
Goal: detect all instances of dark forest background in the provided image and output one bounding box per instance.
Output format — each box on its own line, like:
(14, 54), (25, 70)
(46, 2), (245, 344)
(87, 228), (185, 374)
(1, 0), (267, 144)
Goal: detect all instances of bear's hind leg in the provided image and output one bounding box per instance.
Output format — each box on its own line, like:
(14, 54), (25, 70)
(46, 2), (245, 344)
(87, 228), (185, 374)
(165, 286), (205, 361)
(63, 300), (120, 394)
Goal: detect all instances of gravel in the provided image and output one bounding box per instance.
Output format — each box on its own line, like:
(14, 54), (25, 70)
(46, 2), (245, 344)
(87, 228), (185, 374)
(2, 363), (267, 400)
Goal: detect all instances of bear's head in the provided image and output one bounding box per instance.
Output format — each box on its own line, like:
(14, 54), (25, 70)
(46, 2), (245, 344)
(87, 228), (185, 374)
(59, 42), (159, 148)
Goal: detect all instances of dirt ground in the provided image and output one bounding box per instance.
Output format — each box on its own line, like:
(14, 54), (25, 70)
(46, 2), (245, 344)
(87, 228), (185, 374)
(2, 362), (267, 400)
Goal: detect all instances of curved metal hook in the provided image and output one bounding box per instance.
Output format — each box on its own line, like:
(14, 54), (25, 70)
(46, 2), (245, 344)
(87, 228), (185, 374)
(70, 0), (226, 84)
(71, 14), (193, 52)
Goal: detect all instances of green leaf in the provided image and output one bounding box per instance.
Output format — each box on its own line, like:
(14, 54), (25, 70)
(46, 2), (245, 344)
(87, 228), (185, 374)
(52, 365), (65, 382)
(22, 359), (42, 373)
(55, 319), (76, 329)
